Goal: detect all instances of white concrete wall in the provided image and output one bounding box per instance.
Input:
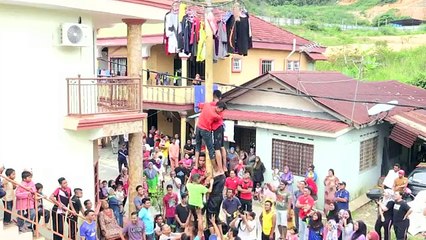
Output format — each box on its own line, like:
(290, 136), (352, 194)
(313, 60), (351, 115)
(0, 4), (97, 201)
(255, 123), (389, 208)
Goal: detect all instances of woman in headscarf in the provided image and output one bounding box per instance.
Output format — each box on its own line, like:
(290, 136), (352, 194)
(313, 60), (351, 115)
(323, 219), (339, 240)
(338, 209), (354, 240)
(307, 211), (324, 240)
(374, 189), (394, 240)
(366, 231), (379, 240)
(144, 162), (159, 195)
(280, 165), (294, 193)
(351, 221), (367, 240)
(324, 169), (340, 212)
(325, 202), (340, 223)
(98, 200), (125, 240)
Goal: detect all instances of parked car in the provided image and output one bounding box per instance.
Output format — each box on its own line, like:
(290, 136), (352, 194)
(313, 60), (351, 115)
(407, 163), (426, 196)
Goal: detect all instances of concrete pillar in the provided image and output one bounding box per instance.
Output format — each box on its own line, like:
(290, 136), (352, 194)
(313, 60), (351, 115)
(142, 57), (148, 85)
(123, 18), (145, 213)
(180, 56), (188, 86)
(128, 131), (143, 213)
(180, 111), (187, 153)
(143, 110), (148, 136)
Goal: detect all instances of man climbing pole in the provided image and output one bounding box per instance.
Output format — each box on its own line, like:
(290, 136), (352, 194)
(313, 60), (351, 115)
(194, 100), (227, 176)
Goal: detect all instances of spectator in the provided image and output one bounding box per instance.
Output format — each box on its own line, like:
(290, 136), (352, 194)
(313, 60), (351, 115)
(351, 220), (367, 240)
(323, 219), (339, 240)
(307, 211), (324, 240)
(79, 210), (97, 240)
(392, 191), (412, 240)
(260, 200), (276, 240)
(69, 188), (84, 239)
(280, 166), (294, 193)
(393, 170), (408, 193)
(338, 209), (354, 240)
(98, 200), (125, 240)
(296, 187), (315, 240)
(305, 165), (318, 183)
(230, 211), (257, 240)
(174, 193), (191, 233)
(3, 168), (16, 225)
(238, 171), (254, 212)
(374, 189), (394, 240)
(252, 156), (266, 189)
(163, 184), (179, 225)
(225, 170), (239, 195)
(117, 143), (128, 173)
(222, 189), (241, 225)
(324, 169), (340, 211)
(138, 198), (155, 240)
(16, 170), (36, 233)
(35, 183), (50, 229)
(123, 212), (146, 240)
(383, 164), (400, 189)
(335, 182), (350, 210)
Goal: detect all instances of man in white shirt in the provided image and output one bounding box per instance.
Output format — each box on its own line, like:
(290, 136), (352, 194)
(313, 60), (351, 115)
(383, 164), (400, 189)
(230, 211), (257, 240)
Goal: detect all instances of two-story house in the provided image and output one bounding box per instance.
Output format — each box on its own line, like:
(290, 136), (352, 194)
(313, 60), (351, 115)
(96, 6), (326, 143)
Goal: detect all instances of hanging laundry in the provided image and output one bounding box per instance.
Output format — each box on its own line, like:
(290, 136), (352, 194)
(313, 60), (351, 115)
(178, 3), (186, 22)
(226, 11), (252, 56)
(214, 20), (228, 61)
(206, 11), (218, 34)
(197, 22), (206, 62)
(165, 12), (179, 54)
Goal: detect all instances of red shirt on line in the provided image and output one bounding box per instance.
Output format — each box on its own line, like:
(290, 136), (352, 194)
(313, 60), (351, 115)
(197, 102), (222, 131)
(238, 178), (253, 200)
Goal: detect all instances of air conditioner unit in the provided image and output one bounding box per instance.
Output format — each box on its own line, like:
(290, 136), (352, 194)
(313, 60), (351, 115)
(61, 23), (91, 47)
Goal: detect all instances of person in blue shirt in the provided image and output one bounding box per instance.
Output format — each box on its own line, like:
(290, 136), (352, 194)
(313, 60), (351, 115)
(139, 198), (155, 240)
(117, 144), (128, 173)
(335, 181), (350, 210)
(80, 210), (97, 240)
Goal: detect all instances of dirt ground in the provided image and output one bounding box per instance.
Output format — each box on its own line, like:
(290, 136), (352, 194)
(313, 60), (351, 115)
(352, 201), (424, 240)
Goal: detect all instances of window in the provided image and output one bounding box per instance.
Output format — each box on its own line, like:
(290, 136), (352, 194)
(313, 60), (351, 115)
(110, 57), (127, 76)
(232, 58), (242, 73)
(287, 60), (300, 71)
(271, 139), (314, 176)
(260, 60), (274, 74)
(359, 136), (378, 171)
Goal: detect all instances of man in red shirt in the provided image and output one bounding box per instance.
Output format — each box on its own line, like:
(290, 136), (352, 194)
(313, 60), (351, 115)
(224, 170), (239, 195)
(237, 171), (253, 212)
(195, 101), (227, 175)
(296, 187), (315, 240)
(163, 184), (178, 226)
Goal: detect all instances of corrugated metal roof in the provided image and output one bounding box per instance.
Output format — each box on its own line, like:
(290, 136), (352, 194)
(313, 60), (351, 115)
(387, 109), (426, 147)
(223, 109), (349, 133)
(269, 72), (426, 126)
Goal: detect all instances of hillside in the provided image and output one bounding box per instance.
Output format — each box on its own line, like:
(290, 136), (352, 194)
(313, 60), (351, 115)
(246, 0), (426, 25)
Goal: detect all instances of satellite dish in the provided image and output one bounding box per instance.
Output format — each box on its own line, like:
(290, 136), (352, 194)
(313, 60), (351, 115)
(368, 100), (398, 116)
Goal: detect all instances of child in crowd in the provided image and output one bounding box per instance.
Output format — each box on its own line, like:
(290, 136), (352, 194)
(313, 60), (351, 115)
(15, 170), (37, 233)
(35, 183), (50, 227)
(115, 183), (126, 214)
(84, 199), (93, 211)
(253, 183), (262, 201)
(182, 153), (193, 169)
(286, 226), (299, 240)
(234, 159), (245, 179)
(3, 168), (16, 225)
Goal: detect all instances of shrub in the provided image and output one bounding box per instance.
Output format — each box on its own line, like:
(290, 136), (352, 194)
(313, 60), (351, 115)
(304, 22), (322, 31)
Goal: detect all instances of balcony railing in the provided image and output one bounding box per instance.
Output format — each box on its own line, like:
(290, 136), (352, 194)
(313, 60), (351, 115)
(67, 77), (142, 116)
(142, 84), (234, 105)
(67, 77), (235, 116)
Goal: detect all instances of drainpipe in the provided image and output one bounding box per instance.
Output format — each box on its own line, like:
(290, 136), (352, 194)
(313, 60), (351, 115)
(285, 39), (296, 71)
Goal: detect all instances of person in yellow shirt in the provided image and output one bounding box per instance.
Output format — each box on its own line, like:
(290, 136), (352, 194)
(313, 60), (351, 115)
(160, 135), (171, 169)
(260, 200), (276, 240)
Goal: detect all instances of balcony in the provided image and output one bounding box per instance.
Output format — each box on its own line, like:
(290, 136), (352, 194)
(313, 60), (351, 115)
(66, 77), (142, 116)
(142, 84), (235, 105)
(66, 77), (235, 118)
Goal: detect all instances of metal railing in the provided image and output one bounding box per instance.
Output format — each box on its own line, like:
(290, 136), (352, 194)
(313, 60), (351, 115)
(0, 174), (86, 239)
(66, 76), (142, 116)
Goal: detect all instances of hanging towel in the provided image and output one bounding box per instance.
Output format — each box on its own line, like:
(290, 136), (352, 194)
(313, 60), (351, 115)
(196, 23), (206, 62)
(179, 3), (187, 22)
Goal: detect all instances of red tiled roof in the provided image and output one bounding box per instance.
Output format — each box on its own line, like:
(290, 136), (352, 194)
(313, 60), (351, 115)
(269, 72), (426, 126)
(306, 52), (328, 61)
(223, 109), (349, 133)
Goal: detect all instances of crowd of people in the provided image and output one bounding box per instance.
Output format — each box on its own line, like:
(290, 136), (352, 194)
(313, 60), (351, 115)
(0, 89), (424, 240)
